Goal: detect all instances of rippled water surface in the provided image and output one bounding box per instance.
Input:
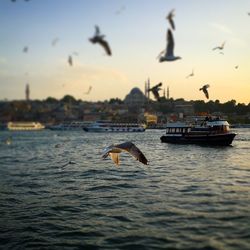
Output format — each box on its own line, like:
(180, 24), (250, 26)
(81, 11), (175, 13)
(0, 129), (250, 249)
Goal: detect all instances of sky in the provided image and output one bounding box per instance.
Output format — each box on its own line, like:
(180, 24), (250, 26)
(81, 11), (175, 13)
(0, 0), (250, 104)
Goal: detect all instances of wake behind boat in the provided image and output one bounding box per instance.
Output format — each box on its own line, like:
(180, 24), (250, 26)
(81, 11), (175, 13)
(83, 120), (145, 132)
(160, 118), (236, 146)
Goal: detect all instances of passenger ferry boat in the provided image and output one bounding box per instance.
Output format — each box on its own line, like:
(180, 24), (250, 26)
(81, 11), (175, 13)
(83, 120), (145, 132)
(49, 121), (91, 131)
(7, 122), (45, 131)
(160, 119), (236, 145)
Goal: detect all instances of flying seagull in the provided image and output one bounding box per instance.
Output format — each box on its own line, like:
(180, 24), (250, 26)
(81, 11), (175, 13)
(235, 65), (239, 69)
(186, 69), (194, 79)
(51, 37), (59, 46)
(23, 46), (28, 53)
(115, 5), (126, 15)
(166, 9), (175, 30)
(102, 141), (148, 166)
(84, 86), (92, 95)
(68, 55), (73, 66)
(212, 41), (226, 51)
(89, 25), (112, 56)
(158, 29), (181, 62)
(199, 84), (210, 99)
(148, 82), (162, 101)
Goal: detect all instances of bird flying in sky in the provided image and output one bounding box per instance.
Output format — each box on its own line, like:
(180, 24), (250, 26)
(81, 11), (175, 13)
(84, 86), (92, 95)
(166, 9), (175, 30)
(23, 46), (28, 53)
(89, 25), (112, 56)
(102, 141), (148, 166)
(158, 29), (181, 62)
(186, 69), (194, 79)
(51, 37), (59, 46)
(199, 84), (210, 99)
(68, 55), (73, 66)
(212, 41), (226, 51)
(148, 82), (162, 101)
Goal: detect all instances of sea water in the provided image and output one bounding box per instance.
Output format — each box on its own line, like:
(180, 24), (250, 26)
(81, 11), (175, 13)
(0, 129), (249, 249)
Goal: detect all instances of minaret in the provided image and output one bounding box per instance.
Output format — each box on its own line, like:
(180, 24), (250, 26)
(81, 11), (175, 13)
(25, 83), (30, 101)
(167, 86), (169, 100)
(147, 78), (150, 100)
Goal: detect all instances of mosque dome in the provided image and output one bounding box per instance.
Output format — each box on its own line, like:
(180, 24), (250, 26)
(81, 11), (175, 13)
(124, 87), (147, 106)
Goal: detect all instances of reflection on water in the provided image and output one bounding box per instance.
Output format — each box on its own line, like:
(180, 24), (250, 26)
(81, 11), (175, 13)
(0, 129), (249, 249)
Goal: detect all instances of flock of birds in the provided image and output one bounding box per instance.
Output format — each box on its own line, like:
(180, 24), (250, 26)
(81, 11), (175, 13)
(6, 3), (246, 166)
(19, 3), (242, 100)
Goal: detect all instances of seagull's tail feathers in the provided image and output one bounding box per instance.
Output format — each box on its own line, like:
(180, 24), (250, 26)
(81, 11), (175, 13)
(110, 153), (120, 165)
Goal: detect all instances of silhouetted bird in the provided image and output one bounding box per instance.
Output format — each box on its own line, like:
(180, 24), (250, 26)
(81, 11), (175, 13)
(23, 46), (28, 53)
(158, 29), (181, 62)
(84, 86), (92, 95)
(186, 69), (194, 79)
(68, 55), (73, 66)
(115, 5), (126, 15)
(199, 84), (210, 99)
(166, 9), (175, 30)
(102, 141), (148, 166)
(89, 26), (112, 56)
(235, 65), (239, 69)
(212, 41), (226, 51)
(149, 82), (162, 101)
(51, 37), (59, 46)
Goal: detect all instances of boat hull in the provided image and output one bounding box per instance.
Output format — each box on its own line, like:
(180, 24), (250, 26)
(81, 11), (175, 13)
(160, 133), (236, 146)
(83, 127), (145, 132)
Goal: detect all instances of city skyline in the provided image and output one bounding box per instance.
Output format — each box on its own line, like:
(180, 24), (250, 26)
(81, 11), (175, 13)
(0, 0), (250, 103)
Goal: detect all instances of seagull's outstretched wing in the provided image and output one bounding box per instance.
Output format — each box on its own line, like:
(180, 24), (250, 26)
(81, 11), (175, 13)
(98, 39), (112, 56)
(156, 49), (165, 59)
(95, 25), (100, 36)
(115, 141), (148, 165)
(166, 29), (174, 57)
(166, 9), (175, 30)
(203, 88), (209, 99)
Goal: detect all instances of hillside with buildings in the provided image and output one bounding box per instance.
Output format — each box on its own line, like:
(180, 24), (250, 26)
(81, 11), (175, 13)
(0, 84), (249, 127)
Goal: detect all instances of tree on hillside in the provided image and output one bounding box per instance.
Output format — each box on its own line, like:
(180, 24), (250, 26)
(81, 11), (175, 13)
(60, 95), (78, 104)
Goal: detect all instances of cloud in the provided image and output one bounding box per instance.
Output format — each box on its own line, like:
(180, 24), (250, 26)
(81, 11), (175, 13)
(209, 22), (233, 34)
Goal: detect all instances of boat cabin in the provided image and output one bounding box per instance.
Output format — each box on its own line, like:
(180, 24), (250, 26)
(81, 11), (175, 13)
(165, 120), (231, 135)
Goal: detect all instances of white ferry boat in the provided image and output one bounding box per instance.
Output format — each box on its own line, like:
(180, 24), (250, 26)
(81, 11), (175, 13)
(49, 121), (91, 131)
(7, 122), (45, 131)
(83, 120), (145, 132)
